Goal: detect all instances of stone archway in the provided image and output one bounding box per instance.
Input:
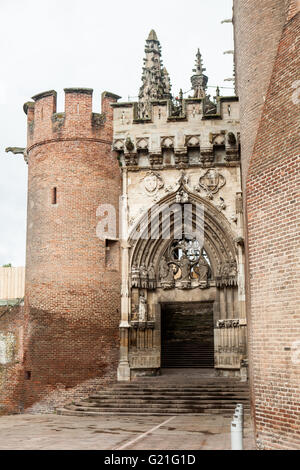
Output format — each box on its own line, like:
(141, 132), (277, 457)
(118, 185), (247, 381)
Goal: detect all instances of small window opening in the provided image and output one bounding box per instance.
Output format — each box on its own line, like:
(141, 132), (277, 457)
(52, 187), (57, 205)
(105, 239), (119, 271)
(25, 371), (31, 380)
(227, 105), (231, 116)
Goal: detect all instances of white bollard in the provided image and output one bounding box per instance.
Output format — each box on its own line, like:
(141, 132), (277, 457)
(235, 404), (244, 436)
(231, 419), (243, 450)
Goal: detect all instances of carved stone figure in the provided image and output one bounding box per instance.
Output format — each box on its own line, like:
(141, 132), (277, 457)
(138, 293), (147, 323)
(227, 132), (237, 146)
(229, 260), (237, 277)
(176, 170), (189, 186)
(131, 264), (140, 288)
(216, 259), (238, 287)
(125, 137), (135, 152)
(131, 304), (139, 322)
(159, 256), (175, 289)
(194, 256), (210, 282)
(217, 198), (226, 211)
(176, 189), (189, 204)
(176, 253), (191, 289)
(148, 263), (156, 290)
(139, 265), (148, 289)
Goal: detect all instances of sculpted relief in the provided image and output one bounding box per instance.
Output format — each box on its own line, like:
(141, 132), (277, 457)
(195, 169), (226, 200)
(159, 238), (211, 290)
(142, 171), (164, 194)
(130, 238), (211, 291)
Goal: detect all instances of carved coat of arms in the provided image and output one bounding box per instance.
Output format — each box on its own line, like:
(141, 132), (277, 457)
(195, 169), (226, 199)
(143, 171), (164, 194)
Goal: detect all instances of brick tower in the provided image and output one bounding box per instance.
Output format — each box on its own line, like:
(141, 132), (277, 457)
(22, 88), (121, 410)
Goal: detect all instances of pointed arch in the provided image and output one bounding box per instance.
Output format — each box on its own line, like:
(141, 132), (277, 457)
(128, 187), (237, 280)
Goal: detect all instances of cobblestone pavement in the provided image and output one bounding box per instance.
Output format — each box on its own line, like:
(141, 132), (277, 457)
(0, 413), (255, 450)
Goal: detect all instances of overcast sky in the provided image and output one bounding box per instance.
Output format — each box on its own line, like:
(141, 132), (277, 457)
(0, 0), (233, 266)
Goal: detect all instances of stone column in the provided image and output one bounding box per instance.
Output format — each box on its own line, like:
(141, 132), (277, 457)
(117, 169), (131, 381)
(236, 186), (246, 319)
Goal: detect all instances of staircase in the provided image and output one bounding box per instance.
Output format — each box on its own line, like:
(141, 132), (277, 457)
(161, 342), (214, 368)
(57, 370), (250, 416)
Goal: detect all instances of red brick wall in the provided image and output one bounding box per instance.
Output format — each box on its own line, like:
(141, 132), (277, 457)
(22, 89), (121, 411)
(233, 0), (286, 189)
(234, 1), (300, 449)
(0, 305), (26, 414)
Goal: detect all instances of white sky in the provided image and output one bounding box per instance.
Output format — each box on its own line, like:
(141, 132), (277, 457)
(0, 0), (234, 266)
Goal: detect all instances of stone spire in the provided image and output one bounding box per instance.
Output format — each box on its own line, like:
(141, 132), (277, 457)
(162, 67), (172, 98)
(138, 30), (171, 118)
(190, 49), (208, 99)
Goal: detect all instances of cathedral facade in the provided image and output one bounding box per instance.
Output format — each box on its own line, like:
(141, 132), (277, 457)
(112, 31), (246, 381)
(1, 1), (299, 451)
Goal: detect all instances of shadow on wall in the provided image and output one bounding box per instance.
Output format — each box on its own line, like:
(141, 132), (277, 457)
(0, 304), (120, 414)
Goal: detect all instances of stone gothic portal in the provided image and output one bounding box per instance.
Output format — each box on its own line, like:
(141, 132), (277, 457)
(161, 302), (214, 368)
(118, 189), (247, 381)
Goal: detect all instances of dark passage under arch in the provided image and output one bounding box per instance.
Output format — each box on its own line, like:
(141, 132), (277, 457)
(161, 302), (214, 368)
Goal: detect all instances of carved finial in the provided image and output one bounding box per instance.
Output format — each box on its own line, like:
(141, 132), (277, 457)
(190, 49), (208, 99)
(138, 30), (171, 119)
(147, 29), (158, 41)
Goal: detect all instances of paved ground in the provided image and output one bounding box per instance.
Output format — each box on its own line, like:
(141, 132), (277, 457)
(0, 413), (255, 450)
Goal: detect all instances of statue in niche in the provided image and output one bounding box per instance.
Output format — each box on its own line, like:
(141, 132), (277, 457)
(139, 265), (148, 288)
(131, 304), (139, 322)
(178, 253), (191, 282)
(125, 136), (134, 152)
(138, 293), (147, 323)
(148, 263), (156, 290)
(221, 261), (230, 277)
(172, 252), (200, 289)
(194, 256), (210, 282)
(159, 256), (176, 289)
(229, 260), (237, 277)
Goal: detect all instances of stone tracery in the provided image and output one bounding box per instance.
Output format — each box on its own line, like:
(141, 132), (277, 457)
(129, 188), (238, 291)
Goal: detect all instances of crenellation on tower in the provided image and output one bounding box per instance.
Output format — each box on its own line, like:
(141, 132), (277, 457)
(11, 82), (123, 411)
(23, 88), (121, 152)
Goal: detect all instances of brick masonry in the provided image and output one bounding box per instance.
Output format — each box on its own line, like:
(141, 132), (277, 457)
(234, 0), (300, 450)
(0, 305), (25, 414)
(20, 89), (122, 411)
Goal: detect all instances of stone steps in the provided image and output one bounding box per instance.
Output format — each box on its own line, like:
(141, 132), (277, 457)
(57, 376), (250, 416)
(74, 401), (250, 408)
(57, 409), (246, 417)
(81, 394), (250, 401)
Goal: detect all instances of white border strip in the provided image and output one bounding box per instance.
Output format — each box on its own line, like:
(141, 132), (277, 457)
(115, 416), (176, 450)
